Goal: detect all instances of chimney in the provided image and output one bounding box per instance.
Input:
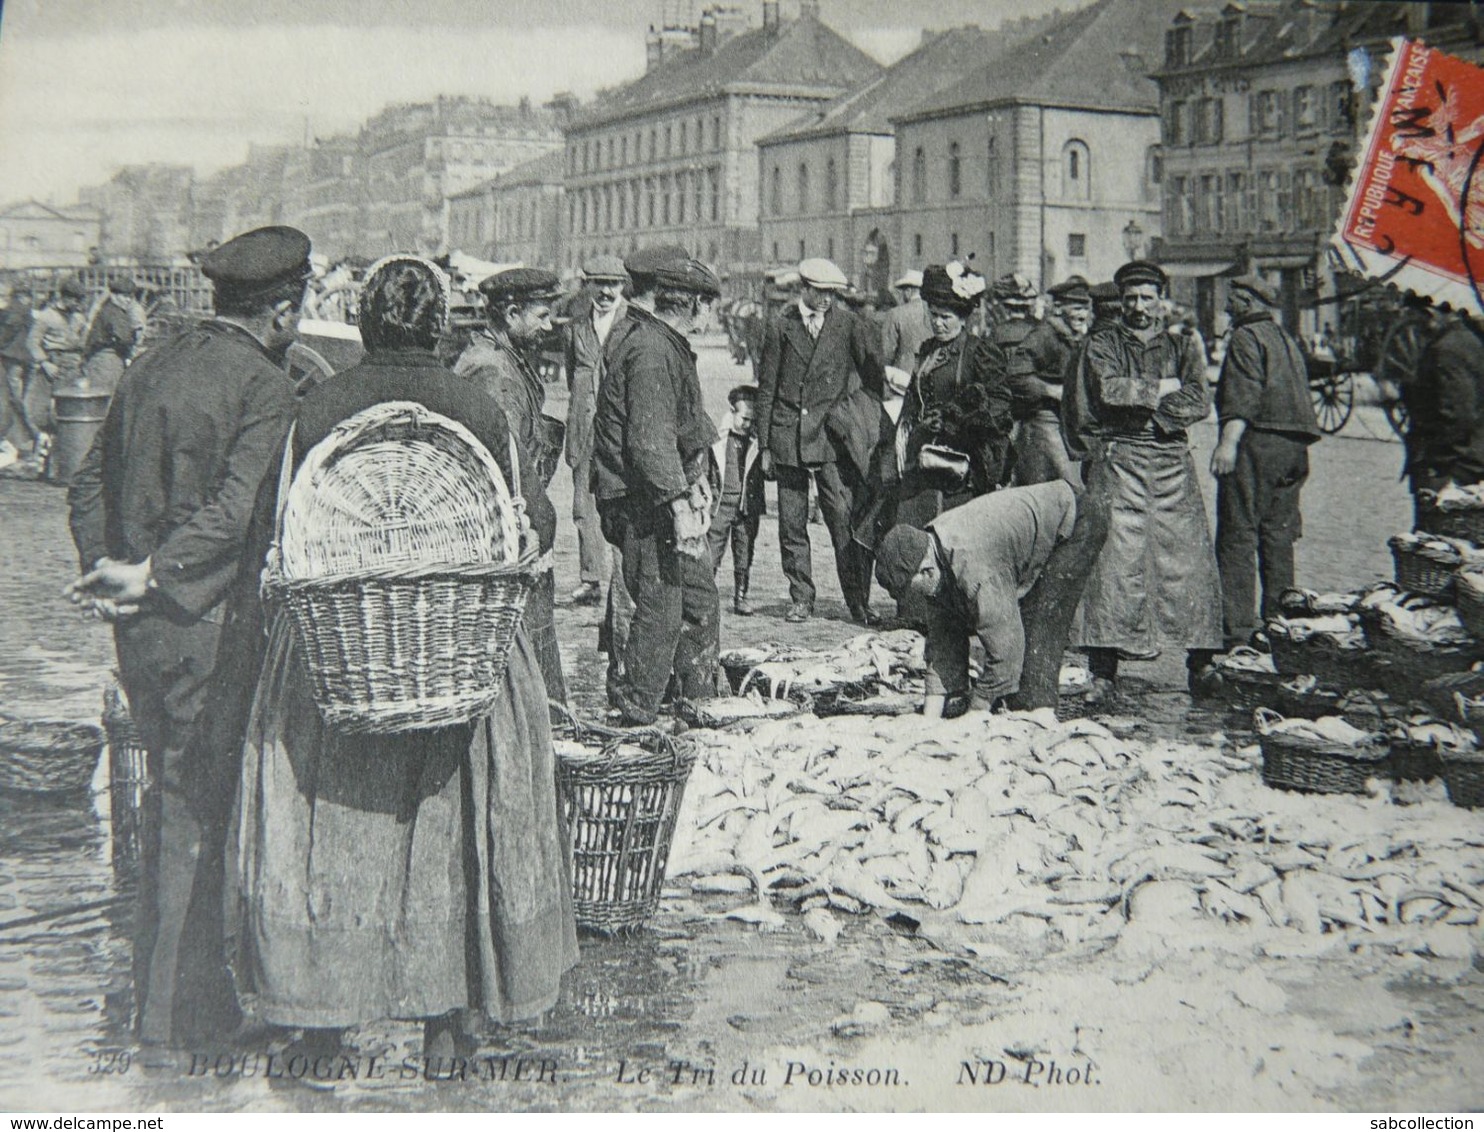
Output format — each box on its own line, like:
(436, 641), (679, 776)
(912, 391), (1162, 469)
(700, 9), (717, 52)
(646, 27), (665, 71)
(762, 1), (779, 31)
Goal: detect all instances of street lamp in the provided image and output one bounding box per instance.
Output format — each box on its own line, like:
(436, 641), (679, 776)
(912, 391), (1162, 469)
(1122, 218), (1145, 260)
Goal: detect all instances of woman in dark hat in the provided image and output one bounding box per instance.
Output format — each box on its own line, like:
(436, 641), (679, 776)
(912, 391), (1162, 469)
(226, 255), (577, 1060)
(893, 261), (1014, 528)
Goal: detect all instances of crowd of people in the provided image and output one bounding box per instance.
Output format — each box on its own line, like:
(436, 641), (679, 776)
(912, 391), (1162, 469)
(43, 215), (1484, 1061)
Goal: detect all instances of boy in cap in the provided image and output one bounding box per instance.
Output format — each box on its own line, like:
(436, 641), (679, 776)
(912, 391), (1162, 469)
(1211, 273), (1321, 651)
(708, 384), (766, 614)
(874, 480), (1107, 715)
(564, 255), (629, 606)
(66, 224), (312, 1047)
(755, 256), (887, 624)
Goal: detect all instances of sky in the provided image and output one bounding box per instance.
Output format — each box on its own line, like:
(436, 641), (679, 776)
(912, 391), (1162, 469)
(0, 0), (1071, 206)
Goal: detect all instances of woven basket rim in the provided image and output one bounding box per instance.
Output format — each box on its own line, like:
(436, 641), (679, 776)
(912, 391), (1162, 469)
(265, 550), (541, 590)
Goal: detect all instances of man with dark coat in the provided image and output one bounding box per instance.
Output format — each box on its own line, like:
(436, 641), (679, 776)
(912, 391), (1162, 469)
(756, 257), (887, 624)
(0, 285), (34, 460)
(592, 256), (722, 725)
(1402, 306), (1484, 511)
(992, 273), (1079, 487)
(1210, 273), (1322, 651)
(82, 275), (143, 395)
(563, 255), (629, 607)
(65, 225), (311, 1047)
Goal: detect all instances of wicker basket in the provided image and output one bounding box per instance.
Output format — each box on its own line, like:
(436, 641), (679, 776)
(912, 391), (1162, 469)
(0, 720), (104, 795)
(1268, 633), (1369, 687)
(1418, 670), (1484, 721)
(1387, 732), (1449, 781)
(555, 722), (697, 934)
(264, 403), (539, 734)
(1455, 570), (1484, 639)
(1253, 709), (1389, 795)
(102, 682), (150, 874)
(1416, 499), (1484, 544)
(1390, 541), (1459, 600)
(1439, 748), (1484, 807)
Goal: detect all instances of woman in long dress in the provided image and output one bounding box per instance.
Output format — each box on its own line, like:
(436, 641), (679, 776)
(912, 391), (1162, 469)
(894, 262), (1014, 529)
(225, 256), (578, 1057)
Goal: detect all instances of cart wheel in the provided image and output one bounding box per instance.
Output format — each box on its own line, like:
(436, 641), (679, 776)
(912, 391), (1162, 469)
(1310, 370), (1354, 435)
(1382, 395), (1409, 439)
(1376, 314), (1427, 440)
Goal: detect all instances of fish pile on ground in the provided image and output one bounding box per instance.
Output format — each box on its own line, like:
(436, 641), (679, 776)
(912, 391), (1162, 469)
(668, 709), (1484, 961)
(721, 630), (926, 700)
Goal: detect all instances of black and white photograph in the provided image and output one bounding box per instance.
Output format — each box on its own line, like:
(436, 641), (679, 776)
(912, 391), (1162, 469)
(0, 0), (1482, 1115)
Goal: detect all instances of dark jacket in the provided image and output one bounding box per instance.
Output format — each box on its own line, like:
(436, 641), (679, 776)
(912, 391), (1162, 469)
(898, 331), (1014, 494)
(592, 306), (718, 506)
(712, 425), (767, 518)
(1062, 318), (1210, 461)
(997, 317), (1075, 419)
(454, 327), (561, 484)
(756, 301), (885, 467)
(0, 302), (31, 363)
(85, 299), (139, 361)
(1216, 310), (1320, 441)
(563, 293), (627, 468)
(1404, 318), (1484, 487)
(68, 319), (294, 619)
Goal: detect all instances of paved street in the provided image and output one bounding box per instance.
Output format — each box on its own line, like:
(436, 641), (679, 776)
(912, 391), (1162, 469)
(1, 341), (1477, 1112)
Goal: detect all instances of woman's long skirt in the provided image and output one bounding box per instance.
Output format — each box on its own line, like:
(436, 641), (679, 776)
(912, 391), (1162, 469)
(226, 617), (578, 1029)
(1078, 434), (1223, 655)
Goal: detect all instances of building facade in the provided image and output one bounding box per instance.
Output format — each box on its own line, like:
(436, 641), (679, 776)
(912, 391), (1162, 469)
(889, 0), (1181, 291)
(447, 149), (566, 267)
(77, 164), (195, 265)
(561, 1), (882, 275)
(0, 201), (102, 270)
(1152, 0), (1482, 339)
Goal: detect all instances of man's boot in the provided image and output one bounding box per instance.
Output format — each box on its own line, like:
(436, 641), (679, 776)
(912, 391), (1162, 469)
(733, 576), (753, 616)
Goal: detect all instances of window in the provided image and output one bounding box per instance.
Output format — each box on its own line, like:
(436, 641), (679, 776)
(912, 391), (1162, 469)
(677, 172), (687, 224)
(1226, 171), (1247, 232)
(772, 240), (780, 260)
(665, 126), (672, 156)
(1169, 175), (1193, 234)
(647, 178), (656, 226)
(662, 176), (672, 225)
(621, 136), (628, 165)
(1167, 100), (1187, 146)
(1063, 140), (1091, 200)
(1200, 173), (1223, 232)
(713, 115), (722, 149)
(825, 157), (838, 212)
(1215, 11), (1240, 59)
(709, 166), (721, 222)
(1294, 85), (1316, 131)
(770, 165), (783, 215)
(797, 162), (810, 214)
(913, 232), (923, 258)
(649, 129), (658, 160)
(827, 236), (835, 259)
(1166, 23), (1192, 67)
(1068, 233), (1086, 259)
(986, 136), (997, 198)
(1293, 167), (1320, 228)
(950, 232), (959, 256)
(1258, 169), (1281, 230)
(607, 138), (615, 167)
(1329, 80), (1353, 132)
(1194, 98), (1224, 144)
(616, 183), (626, 230)
(679, 121), (687, 153)
(912, 146), (926, 204)
(1255, 90), (1282, 136)
(798, 238), (805, 259)
(948, 141), (962, 198)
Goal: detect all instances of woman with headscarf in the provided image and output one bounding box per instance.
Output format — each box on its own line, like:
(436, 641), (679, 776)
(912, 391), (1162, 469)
(893, 262), (1014, 529)
(226, 256), (578, 1059)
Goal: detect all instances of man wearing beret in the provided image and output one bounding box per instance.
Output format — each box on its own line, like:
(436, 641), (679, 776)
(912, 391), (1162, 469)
(81, 275), (143, 396)
(592, 256), (722, 725)
(456, 266), (568, 707)
(564, 256), (629, 608)
(65, 225), (312, 1046)
(1063, 259), (1223, 701)
(1210, 274), (1321, 651)
(756, 256), (888, 624)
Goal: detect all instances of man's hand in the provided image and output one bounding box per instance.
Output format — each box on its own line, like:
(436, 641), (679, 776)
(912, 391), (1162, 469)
(65, 556), (153, 607)
(759, 450), (774, 480)
(1157, 377), (1182, 398)
(1210, 437), (1241, 477)
(670, 496), (708, 543)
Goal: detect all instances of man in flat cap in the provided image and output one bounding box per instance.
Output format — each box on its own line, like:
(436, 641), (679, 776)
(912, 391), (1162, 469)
(1062, 259), (1223, 702)
(1210, 273), (1321, 652)
(873, 480), (1106, 716)
(592, 256), (722, 725)
(881, 268), (932, 374)
(989, 273), (1079, 488)
(564, 255), (629, 607)
(1047, 275), (1093, 339)
(65, 225), (312, 1046)
(81, 274), (143, 396)
(456, 266), (568, 707)
(756, 256), (887, 624)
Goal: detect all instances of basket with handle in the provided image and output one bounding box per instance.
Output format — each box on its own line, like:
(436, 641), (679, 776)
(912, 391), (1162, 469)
(1389, 536), (1460, 600)
(1456, 568), (1484, 639)
(1439, 747), (1484, 808)
(102, 679), (151, 873)
(263, 402), (540, 734)
(1415, 494), (1484, 543)
(1252, 708), (1389, 795)
(552, 713), (697, 935)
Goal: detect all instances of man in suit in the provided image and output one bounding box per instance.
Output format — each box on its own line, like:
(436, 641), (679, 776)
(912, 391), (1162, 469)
(65, 225), (311, 1046)
(563, 255), (629, 607)
(756, 257), (887, 624)
(880, 269), (931, 372)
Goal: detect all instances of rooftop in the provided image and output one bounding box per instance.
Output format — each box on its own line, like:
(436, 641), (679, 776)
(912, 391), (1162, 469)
(448, 149), (567, 200)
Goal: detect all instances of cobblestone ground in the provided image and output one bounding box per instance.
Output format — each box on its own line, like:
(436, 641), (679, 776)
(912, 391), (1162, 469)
(0, 341), (1479, 1112)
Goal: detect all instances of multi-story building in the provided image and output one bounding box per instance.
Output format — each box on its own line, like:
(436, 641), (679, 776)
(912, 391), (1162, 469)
(359, 96), (567, 258)
(0, 201), (102, 269)
(1153, 0), (1481, 339)
(190, 144), (302, 251)
(561, 0), (882, 275)
(889, 0), (1184, 290)
(755, 25), (997, 293)
(448, 149), (566, 268)
(78, 164), (195, 265)
(292, 134), (364, 264)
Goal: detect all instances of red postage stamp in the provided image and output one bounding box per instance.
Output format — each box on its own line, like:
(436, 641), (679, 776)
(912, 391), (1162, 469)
(1335, 37), (1484, 311)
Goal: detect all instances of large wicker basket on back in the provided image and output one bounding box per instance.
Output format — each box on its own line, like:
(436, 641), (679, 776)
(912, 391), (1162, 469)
(264, 401), (539, 733)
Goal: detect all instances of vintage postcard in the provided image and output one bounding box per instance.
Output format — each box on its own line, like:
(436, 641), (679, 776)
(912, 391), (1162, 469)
(0, 0), (1481, 1117)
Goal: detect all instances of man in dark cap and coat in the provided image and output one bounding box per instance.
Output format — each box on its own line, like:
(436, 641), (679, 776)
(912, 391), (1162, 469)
(25, 275), (89, 460)
(592, 256), (722, 725)
(456, 267), (568, 708)
(81, 274), (143, 396)
(1062, 260), (1223, 701)
(564, 255), (629, 607)
(1210, 273), (1321, 651)
(1401, 303), (1484, 519)
(990, 273), (1079, 487)
(65, 225), (312, 1046)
